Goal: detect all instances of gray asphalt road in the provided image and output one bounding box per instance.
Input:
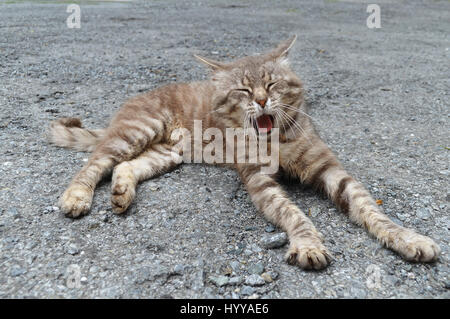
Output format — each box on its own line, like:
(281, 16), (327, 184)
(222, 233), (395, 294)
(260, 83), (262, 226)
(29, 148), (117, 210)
(0, 0), (448, 299)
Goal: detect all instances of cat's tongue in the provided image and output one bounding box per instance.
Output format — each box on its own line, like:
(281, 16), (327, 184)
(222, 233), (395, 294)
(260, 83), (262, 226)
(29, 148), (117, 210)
(256, 115), (273, 134)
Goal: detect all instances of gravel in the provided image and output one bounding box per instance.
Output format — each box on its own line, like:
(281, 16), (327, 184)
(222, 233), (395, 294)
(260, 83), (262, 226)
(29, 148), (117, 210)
(415, 208), (431, 220)
(241, 286), (256, 296)
(248, 263), (265, 275)
(260, 233), (289, 249)
(0, 0), (448, 299)
(65, 243), (80, 256)
(229, 261), (241, 273)
(10, 266), (27, 277)
(208, 275), (229, 287)
(261, 272), (274, 283)
(264, 224), (276, 233)
(245, 274), (266, 287)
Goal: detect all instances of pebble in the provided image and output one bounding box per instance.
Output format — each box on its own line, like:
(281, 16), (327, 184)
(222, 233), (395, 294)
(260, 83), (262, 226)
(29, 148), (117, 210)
(98, 210), (109, 222)
(209, 275), (229, 287)
(261, 272), (273, 283)
(228, 276), (243, 286)
(7, 208), (20, 217)
(416, 208), (431, 220)
(248, 262), (264, 275)
(350, 286), (367, 298)
(245, 274), (266, 287)
(264, 224), (275, 233)
(222, 265), (232, 275)
(241, 285), (255, 296)
(229, 261), (241, 273)
(396, 213), (409, 221)
(148, 183), (159, 191)
(99, 286), (121, 298)
(384, 275), (400, 286)
(134, 265), (171, 284)
(66, 243), (80, 255)
(309, 206), (321, 217)
(192, 269), (205, 291)
(249, 244), (262, 253)
(407, 272), (416, 280)
(25, 241), (37, 250)
(173, 264), (185, 274)
(230, 242), (245, 255)
(43, 206), (59, 214)
(10, 266), (27, 277)
(260, 232), (288, 249)
(268, 270), (279, 280)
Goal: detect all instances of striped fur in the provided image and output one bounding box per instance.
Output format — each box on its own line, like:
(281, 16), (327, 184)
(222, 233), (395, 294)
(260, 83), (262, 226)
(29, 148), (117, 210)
(49, 118), (106, 152)
(49, 36), (440, 269)
(111, 144), (182, 213)
(237, 164), (331, 269)
(280, 132), (440, 263)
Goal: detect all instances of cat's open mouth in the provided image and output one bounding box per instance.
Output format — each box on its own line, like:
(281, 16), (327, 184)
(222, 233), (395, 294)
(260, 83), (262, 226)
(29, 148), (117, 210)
(253, 114), (274, 135)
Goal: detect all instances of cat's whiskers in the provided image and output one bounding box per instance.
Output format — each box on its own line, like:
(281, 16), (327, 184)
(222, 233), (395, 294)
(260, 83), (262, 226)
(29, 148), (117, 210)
(248, 114), (258, 139)
(275, 107), (300, 132)
(277, 108), (313, 145)
(276, 103), (318, 122)
(209, 105), (228, 115)
(274, 109), (290, 139)
(276, 109), (298, 138)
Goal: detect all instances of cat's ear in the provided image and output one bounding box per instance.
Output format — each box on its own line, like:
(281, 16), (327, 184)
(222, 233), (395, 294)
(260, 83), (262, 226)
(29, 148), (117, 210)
(194, 55), (228, 71)
(268, 35), (297, 60)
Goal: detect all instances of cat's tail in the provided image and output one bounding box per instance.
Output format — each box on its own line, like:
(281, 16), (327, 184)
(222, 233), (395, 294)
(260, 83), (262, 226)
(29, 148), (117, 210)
(48, 117), (106, 152)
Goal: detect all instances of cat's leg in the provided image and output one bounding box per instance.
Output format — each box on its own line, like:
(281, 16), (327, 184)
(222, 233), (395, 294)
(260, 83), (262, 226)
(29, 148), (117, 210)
(59, 116), (165, 218)
(281, 136), (440, 262)
(237, 164), (331, 270)
(111, 143), (182, 213)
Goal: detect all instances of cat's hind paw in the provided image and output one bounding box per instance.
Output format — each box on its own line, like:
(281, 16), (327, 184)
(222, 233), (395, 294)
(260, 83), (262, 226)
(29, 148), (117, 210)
(59, 184), (93, 218)
(111, 180), (135, 214)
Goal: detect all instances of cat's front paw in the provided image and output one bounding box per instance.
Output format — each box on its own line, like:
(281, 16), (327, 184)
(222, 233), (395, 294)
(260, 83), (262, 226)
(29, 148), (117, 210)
(59, 184), (93, 218)
(392, 230), (441, 262)
(285, 240), (332, 270)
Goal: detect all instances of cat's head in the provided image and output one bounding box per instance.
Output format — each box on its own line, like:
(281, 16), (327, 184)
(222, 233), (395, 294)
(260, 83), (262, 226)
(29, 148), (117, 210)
(195, 36), (304, 136)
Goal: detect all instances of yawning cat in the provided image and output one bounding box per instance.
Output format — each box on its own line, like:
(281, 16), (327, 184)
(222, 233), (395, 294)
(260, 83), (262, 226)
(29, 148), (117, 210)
(49, 36), (440, 269)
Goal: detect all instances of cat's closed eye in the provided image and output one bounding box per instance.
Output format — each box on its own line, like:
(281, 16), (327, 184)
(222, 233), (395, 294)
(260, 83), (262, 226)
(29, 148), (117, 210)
(233, 88), (252, 95)
(266, 81), (278, 90)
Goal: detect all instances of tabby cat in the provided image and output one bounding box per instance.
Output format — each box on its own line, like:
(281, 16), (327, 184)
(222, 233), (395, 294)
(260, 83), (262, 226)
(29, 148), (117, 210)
(49, 36), (440, 269)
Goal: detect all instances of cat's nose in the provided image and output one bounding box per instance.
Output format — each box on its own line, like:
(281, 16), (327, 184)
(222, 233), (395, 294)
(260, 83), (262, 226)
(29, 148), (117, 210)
(256, 98), (267, 108)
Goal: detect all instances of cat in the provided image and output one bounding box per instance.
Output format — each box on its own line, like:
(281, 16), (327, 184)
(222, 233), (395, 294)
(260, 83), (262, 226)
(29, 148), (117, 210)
(48, 36), (440, 269)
